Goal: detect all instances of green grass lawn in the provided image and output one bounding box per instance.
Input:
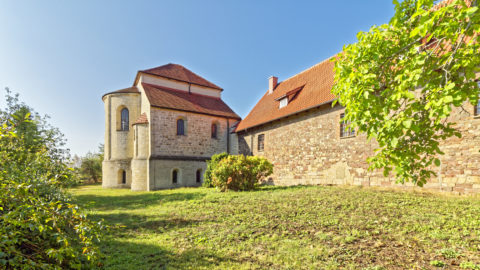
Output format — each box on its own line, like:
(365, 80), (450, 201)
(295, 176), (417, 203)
(71, 185), (480, 270)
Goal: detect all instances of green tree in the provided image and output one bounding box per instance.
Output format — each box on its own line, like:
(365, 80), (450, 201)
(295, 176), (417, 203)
(0, 89), (104, 269)
(332, 0), (480, 186)
(78, 145), (104, 184)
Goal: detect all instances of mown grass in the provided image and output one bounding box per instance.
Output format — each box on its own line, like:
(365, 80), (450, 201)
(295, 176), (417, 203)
(71, 185), (480, 269)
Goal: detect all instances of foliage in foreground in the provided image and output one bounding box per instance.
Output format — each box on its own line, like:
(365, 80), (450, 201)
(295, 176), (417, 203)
(202, 152), (229, 187)
(72, 185), (480, 269)
(0, 89), (104, 269)
(211, 154), (273, 191)
(332, 0), (480, 186)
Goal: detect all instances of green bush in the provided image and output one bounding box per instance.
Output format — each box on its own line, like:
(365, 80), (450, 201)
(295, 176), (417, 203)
(0, 89), (104, 269)
(211, 155), (273, 191)
(203, 152), (229, 187)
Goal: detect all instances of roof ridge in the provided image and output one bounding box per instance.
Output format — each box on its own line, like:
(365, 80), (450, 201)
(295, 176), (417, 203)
(140, 63), (223, 90)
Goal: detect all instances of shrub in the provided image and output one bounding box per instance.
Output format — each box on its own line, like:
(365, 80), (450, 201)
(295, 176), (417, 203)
(211, 155), (273, 191)
(203, 152), (229, 187)
(0, 89), (104, 269)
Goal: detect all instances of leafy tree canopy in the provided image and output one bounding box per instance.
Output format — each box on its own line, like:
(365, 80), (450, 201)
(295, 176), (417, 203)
(0, 89), (104, 269)
(332, 0), (480, 186)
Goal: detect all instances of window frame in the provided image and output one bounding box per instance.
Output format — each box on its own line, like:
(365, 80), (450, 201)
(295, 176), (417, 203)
(196, 169), (202, 183)
(257, 134), (265, 152)
(121, 170), (126, 184)
(279, 97), (288, 108)
(177, 118), (185, 135)
(120, 108), (129, 131)
(172, 169), (178, 184)
(475, 81), (480, 117)
(340, 113), (355, 138)
(211, 123), (218, 139)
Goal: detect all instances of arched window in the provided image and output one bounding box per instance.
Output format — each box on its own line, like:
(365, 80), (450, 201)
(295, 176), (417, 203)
(118, 169), (126, 184)
(211, 123), (218, 139)
(172, 169), (178, 184)
(121, 108), (129, 131)
(177, 119), (185, 135)
(196, 169), (202, 183)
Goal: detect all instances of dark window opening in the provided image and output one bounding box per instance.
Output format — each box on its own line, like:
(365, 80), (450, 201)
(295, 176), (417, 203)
(121, 170), (126, 184)
(475, 82), (480, 116)
(340, 113), (355, 138)
(172, 169), (178, 184)
(211, 123), (218, 139)
(121, 108), (129, 131)
(258, 134), (265, 151)
(196, 169), (202, 183)
(177, 119), (185, 135)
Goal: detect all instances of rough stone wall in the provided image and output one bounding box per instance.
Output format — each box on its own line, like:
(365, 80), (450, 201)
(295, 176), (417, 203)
(150, 108), (233, 157)
(150, 160), (206, 189)
(102, 160), (132, 188)
(237, 103), (480, 194)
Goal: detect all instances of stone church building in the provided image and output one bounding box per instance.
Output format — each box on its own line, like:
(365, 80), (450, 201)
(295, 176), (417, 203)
(102, 64), (240, 191)
(103, 59), (480, 193)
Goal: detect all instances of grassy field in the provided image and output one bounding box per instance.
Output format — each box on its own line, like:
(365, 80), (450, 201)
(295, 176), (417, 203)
(71, 185), (480, 270)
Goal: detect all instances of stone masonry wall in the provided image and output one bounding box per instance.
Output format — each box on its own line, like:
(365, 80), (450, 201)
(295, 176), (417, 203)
(237, 103), (480, 194)
(149, 107), (235, 157)
(150, 160), (206, 189)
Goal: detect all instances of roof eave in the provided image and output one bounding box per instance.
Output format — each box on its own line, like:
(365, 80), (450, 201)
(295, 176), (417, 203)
(150, 105), (241, 121)
(101, 88), (140, 101)
(235, 98), (337, 133)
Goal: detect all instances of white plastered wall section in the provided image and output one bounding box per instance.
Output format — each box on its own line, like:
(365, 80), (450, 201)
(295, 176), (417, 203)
(139, 73), (222, 98)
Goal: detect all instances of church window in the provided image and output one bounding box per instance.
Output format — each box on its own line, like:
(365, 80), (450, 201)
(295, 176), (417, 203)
(257, 134), (265, 151)
(120, 108), (129, 131)
(196, 169), (202, 183)
(340, 113), (355, 138)
(177, 119), (185, 135)
(172, 169), (179, 184)
(211, 123), (218, 139)
(475, 81), (480, 116)
(119, 169), (126, 184)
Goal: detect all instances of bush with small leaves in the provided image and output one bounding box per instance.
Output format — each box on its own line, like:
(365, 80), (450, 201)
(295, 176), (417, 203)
(203, 152), (229, 187)
(211, 154), (273, 191)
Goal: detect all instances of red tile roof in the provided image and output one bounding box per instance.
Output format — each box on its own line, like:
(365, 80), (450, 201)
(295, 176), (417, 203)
(142, 83), (240, 120)
(132, 113), (149, 125)
(236, 58), (336, 132)
(102, 87), (140, 99)
(139, 63), (223, 90)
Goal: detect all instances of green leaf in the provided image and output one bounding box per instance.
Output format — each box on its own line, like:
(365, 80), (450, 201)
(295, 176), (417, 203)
(390, 137), (399, 148)
(402, 119), (412, 129)
(434, 158), (441, 167)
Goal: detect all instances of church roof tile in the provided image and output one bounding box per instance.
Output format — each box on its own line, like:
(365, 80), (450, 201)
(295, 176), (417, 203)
(142, 83), (240, 120)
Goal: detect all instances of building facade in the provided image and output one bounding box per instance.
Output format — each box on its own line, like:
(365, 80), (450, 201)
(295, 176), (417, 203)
(235, 58), (480, 194)
(102, 64), (240, 191)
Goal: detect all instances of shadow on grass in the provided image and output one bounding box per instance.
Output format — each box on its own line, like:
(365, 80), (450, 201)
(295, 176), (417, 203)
(100, 239), (238, 270)
(91, 212), (209, 235)
(75, 192), (206, 211)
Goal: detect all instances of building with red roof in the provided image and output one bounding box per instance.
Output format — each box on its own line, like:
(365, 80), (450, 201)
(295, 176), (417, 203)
(235, 55), (480, 193)
(102, 64), (240, 191)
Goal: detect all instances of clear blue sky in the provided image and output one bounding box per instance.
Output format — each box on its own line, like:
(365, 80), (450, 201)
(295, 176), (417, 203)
(0, 1), (395, 156)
